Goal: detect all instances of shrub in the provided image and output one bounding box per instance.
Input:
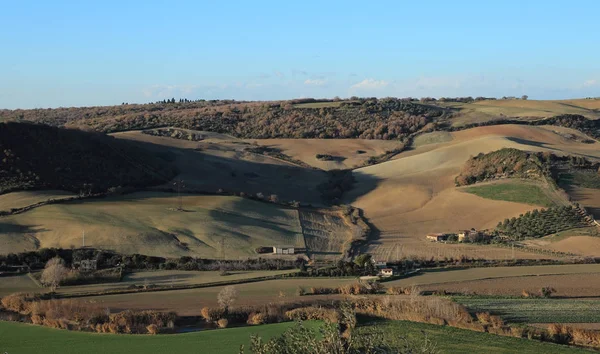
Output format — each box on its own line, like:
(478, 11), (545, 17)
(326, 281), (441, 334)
(201, 307), (224, 322)
(146, 324), (159, 335)
(1, 293), (37, 314)
(475, 312), (491, 324)
(31, 314), (44, 325)
(285, 307), (339, 323)
(296, 286), (306, 296)
(217, 318), (229, 328)
(540, 287), (556, 298)
(247, 312), (267, 325)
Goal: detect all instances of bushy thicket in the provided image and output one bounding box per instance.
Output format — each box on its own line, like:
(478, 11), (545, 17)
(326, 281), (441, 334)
(0, 248), (303, 272)
(455, 148), (550, 186)
(0, 122), (176, 194)
(496, 206), (588, 239)
(0, 98), (442, 140)
(1, 293), (176, 334)
(456, 148), (600, 188)
(141, 127), (205, 141)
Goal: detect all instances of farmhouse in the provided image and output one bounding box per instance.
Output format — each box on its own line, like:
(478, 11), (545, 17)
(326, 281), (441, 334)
(273, 246), (295, 255)
(458, 228), (483, 242)
(426, 233), (448, 242)
(72, 259), (97, 272)
(379, 268), (395, 277)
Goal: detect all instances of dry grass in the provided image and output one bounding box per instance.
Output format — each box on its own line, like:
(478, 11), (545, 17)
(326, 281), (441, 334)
(0, 192), (305, 258)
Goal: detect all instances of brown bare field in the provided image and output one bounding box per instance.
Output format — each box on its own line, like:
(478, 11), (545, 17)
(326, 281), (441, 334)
(51, 270), (296, 295)
(523, 235), (600, 257)
(420, 274), (600, 298)
(246, 138), (405, 170)
(345, 124), (600, 261)
(386, 264), (600, 289)
(82, 278), (355, 315)
(448, 99), (600, 126)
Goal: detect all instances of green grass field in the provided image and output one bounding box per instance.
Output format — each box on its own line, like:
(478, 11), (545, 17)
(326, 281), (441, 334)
(454, 297), (600, 324)
(0, 320), (320, 354)
(463, 182), (557, 207)
(0, 319), (589, 354)
(359, 320), (588, 354)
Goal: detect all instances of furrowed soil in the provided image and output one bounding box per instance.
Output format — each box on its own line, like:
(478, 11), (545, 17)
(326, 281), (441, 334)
(385, 264), (600, 292)
(79, 278), (355, 315)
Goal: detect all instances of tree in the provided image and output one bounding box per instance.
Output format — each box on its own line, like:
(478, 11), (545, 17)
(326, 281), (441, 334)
(217, 285), (238, 311)
(521, 95), (528, 100)
(41, 257), (68, 292)
(241, 321), (439, 354)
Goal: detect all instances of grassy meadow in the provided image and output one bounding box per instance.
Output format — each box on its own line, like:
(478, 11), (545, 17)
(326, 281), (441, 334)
(359, 320), (589, 354)
(454, 297), (600, 324)
(0, 320), (319, 354)
(462, 181), (559, 207)
(0, 319), (591, 354)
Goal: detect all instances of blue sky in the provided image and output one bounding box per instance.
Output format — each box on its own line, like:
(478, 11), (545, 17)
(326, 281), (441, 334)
(1, 0), (599, 109)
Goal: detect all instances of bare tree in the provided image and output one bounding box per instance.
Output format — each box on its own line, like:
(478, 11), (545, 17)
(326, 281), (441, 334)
(41, 257), (68, 292)
(217, 285), (238, 311)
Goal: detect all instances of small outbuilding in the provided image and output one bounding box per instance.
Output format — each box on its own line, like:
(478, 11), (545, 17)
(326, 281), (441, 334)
(273, 246), (295, 255)
(426, 233), (448, 242)
(379, 268), (395, 277)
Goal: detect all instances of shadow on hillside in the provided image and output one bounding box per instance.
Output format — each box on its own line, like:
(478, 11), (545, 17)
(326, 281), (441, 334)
(119, 137), (334, 205)
(505, 136), (551, 149)
(0, 223), (48, 234)
(506, 136), (600, 160)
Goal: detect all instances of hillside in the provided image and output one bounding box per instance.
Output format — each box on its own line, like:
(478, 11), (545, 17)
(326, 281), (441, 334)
(0, 192), (358, 259)
(344, 124), (600, 261)
(0, 122), (176, 195)
(0, 98), (444, 140)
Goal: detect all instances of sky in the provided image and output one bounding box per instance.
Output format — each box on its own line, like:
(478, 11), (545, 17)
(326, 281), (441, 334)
(1, 0), (599, 109)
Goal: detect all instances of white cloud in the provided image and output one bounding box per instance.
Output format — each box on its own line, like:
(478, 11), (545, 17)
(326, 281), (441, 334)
(350, 78), (389, 90)
(304, 79), (327, 86)
(583, 79), (597, 87)
(274, 70), (284, 78)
